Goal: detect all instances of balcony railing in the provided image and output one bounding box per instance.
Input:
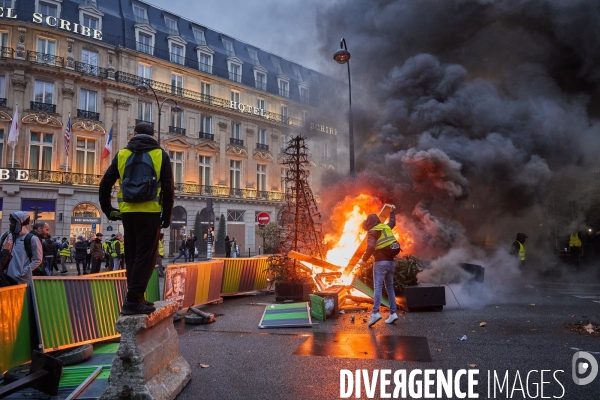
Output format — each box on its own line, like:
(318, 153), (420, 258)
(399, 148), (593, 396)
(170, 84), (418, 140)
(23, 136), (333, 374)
(169, 126), (186, 135)
(134, 15), (149, 24)
(27, 51), (64, 67)
(114, 72), (304, 127)
(172, 182), (283, 201)
(135, 119), (154, 127)
(199, 62), (212, 74)
(230, 138), (244, 146)
(77, 109), (100, 121)
(30, 101), (56, 113)
(0, 47), (14, 59)
(228, 72), (241, 82)
(170, 53), (184, 65)
(0, 98), (6, 108)
(136, 42), (153, 55)
(279, 88), (289, 98)
(255, 81), (266, 91)
(199, 132), (214, 140)
(74, 61), (108, 78)
(256, 143), (269, 151)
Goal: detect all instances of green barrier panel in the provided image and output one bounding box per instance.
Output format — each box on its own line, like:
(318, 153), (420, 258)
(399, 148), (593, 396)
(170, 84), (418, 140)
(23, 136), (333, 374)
(259, 302), (313, 328)
(32, 277), (127, 352)
(352, 277), (391, 308)
(95, 268), (159, 302)
(309, 294), (326, 321)
(0, 284), (31, 373)
(217, 257), (270, 295)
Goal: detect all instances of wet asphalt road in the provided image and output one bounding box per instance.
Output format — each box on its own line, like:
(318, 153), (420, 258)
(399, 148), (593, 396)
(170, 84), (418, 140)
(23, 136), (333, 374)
(173, 281), (600, 400)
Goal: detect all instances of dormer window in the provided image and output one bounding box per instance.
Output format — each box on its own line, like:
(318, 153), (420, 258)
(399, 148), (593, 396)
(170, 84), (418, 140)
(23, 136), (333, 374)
(165, 16), (178, 34)
(223, 39), (234, 57)
(299, 85), (309, 104)
(278, 78), (289, 98)
(292, 65), (303, 82)
(132, 3), (147, 24)
(249, 49), (259, 65)
(193, 27), (206, 45)
(79, 1), (104, 34)
(271, 56), (283, 74)
(38, 1), (59, 17)
(167, 35), (187, 65)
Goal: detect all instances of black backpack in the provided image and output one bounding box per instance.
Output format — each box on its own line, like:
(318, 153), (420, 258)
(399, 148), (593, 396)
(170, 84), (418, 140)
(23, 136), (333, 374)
(121, 151), (159, 203)
(1, 231), (36, 261)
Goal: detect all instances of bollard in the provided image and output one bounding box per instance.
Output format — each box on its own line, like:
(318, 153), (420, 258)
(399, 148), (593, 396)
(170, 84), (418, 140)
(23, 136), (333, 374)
(248, 247), (250, 257)
(259, 246), (261, 255)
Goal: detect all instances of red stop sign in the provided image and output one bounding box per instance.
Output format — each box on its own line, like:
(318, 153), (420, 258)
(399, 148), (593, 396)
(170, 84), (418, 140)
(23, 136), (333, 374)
(257, 212), (270, 225)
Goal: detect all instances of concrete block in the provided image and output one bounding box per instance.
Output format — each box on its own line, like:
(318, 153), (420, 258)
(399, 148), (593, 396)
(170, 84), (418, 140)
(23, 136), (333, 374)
(99, 301), (191, 400)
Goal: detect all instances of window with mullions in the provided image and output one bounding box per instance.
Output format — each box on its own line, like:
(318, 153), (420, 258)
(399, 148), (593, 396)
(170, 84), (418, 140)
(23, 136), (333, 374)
(255, 72), (266, 91)
(75, 137), (96, 174)
(201, 115), (212, 134)
(39, 2), (58, 17)
(258, 128), (267, 145)
(230, 91), (240, 104)
(193, 28), (206, 45)
(300, 86), (309, 104)
(279, 80), (289, 98)
(170, 43), (184, 65)
(132, 4), (147, 23)
(138, 63), (151, 80)
(201, 82), (211, 96)
(0, 1), (14, 8)
(230, 160), (241, 189)
(199, 52), (212, 73)
(229, 63), (241, 83)
(171, 74), (183, 96)
(0, 75), (5, 99)
(165, 17), (178, 33)
(79, 89), (97, 112)
(169, 150), (184, 183)
(227, 210), (244, 222)
(82, 15), (99, 30)
(257, 164), (267, 192)
(81, 49), (98, 66)
(223, 39), (234, 57)
(34, 81), (54, 104)
(37, 37), (56, 56)
(198, 156), (211, 187)
(231, 123), (242, 140)
(257, 98), (266, 111)
(138, 33), (152, 55)
(171, 109), (184, 129)
(29, 132), (53, 171)
(249, 49), (259, 65)
(138, 100), (152, 122)
(0, 31), (8, 49)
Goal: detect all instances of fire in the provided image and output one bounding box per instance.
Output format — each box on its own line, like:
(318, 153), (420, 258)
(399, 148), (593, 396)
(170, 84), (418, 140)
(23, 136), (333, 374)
(324, 204), (368, 267)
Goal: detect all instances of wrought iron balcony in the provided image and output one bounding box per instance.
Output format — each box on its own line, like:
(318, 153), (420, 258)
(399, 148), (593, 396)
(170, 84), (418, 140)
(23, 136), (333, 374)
(135, 119), (154, 127)
(136, 41), (153, 55)
(255, 81), (266, 91)
(0, 98), (6, 108)
(199, 62), (212, 74)
(27, 51), (64, 67)
(30, 101), (56, 113)
(230, 138), (244, 146)
(256, 143), (269, 151)
(229, 72), (241, 82)
(0, 47), (14, 59)
(169, 126), (186, 135)
(170, 53), (184, 65)
(74, 61), (108, 78)
(77, 109), (100, 121)
(199, 132), (214, 140)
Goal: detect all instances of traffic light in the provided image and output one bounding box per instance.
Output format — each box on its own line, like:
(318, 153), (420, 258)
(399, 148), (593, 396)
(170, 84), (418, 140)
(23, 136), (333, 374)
(31, 206), (41, 222)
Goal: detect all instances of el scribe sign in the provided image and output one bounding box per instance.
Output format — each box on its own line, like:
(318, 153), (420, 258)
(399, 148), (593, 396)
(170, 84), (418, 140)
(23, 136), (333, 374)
(257, 212), (270, 225)
(0, 8), (103, 40)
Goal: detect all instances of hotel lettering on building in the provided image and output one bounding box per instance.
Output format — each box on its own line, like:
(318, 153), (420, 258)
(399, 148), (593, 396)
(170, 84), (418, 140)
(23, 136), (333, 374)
(0, 0), (342, 255)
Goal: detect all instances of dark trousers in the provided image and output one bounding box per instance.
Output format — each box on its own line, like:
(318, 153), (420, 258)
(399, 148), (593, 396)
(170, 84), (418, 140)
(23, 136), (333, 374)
(91, 258), (103, 274)
(75, 259), (85, 274)
(122, 212), (161, 303)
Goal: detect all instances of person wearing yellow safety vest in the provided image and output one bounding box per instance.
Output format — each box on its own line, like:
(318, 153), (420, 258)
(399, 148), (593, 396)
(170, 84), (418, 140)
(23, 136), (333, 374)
(510, 233), (528, 268)
(58, 237), (70, 274)
(109, 233), (123, 270)
(569, 232), (583, 270)
(357, 205), (401, 328)
(156, 232), (165, 277)
(99, 122), (174, 315)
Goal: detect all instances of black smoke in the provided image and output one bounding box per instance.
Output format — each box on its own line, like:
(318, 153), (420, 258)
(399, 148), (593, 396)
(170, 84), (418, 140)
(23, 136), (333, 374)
(316, 0), (600, 279)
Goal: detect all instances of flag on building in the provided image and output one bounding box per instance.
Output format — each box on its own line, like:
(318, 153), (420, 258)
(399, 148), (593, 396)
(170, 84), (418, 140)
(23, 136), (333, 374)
(64, 114), (71, 153)
(7, 105), (19, 149)
(102, 126), (113, 160)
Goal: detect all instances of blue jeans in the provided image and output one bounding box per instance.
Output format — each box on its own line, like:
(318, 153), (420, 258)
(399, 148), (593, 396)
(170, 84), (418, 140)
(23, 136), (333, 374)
(44, 256), (54, 276)
(173, 249), (187, 263)
(372, 260), (397, 314)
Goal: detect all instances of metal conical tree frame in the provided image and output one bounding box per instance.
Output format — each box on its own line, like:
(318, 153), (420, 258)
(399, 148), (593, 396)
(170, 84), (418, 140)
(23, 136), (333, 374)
(279, 135), (324, 260)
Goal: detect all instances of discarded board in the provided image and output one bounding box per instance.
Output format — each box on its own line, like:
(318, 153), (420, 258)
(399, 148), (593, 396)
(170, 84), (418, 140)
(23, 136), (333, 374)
(351, 277), (391, 308)
(309, 294), (326, 322)
(259, 302), (312, 329)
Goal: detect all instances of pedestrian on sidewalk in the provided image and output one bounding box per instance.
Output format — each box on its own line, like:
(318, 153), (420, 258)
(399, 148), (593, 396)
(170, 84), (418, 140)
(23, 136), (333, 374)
(225, 236), (231, 258)
(173, 236), (188, 263)
(5, 212), (44, 285)
(74, 236), (88, 275)
(206, 227), (214, 260)
(58, 237), (70, 274)
(42, 231), (57, 276)
(90, 232), (105, 274)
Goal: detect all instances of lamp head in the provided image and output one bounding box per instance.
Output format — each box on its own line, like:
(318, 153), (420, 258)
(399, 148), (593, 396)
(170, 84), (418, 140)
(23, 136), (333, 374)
(333, 48), (350, 64)
(135, 84), (149, 95)
(171, 104), (182, 114)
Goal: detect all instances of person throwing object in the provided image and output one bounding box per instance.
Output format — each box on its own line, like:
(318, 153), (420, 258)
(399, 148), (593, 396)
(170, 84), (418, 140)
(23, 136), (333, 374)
(357, 205), (401, 327)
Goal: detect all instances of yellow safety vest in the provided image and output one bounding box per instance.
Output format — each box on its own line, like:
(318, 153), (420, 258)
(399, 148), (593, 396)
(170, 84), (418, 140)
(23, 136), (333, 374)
(116, 148), (163, 213)
(158, 240), (164, 257)
(110, 240), (121, 258)
(121, 241), (125, 256)
(569, 233), (582, 247)
(59, 243), (70, 257)
(518, 242), (525, 261)
(372, 223), (398, 250)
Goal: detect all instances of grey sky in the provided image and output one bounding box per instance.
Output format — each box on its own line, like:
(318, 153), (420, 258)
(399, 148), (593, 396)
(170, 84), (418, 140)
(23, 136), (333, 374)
(147, 0), (332, 73)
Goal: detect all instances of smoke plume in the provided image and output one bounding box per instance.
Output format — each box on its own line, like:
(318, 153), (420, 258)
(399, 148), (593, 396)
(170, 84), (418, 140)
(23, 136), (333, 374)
(315, 0), (600, 296)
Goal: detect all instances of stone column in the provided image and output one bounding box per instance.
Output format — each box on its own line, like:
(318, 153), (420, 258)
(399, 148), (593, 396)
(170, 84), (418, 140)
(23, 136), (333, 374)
(107, 50), (115, 80)
(15, 27), (26, 60)
(99, 302), (191, 400)
(116, 99), (131, 151)
(102, 97), (116, 170)
(60, 85), (75, 171)
(9, 74), (26, 167)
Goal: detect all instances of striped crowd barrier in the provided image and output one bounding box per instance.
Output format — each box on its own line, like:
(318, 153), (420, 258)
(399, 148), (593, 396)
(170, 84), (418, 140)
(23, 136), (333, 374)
(94, 267), (160, 303)
(31, 276), (127, 352)
(0, 284), (32, 373)
(163, 260), (224, 310)
(217, 257), (271, 295)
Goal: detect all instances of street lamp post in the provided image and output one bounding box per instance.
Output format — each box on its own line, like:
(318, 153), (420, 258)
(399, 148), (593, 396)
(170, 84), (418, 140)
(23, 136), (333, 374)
(135, 82), (182, 146)
(333, 37), (354, 177)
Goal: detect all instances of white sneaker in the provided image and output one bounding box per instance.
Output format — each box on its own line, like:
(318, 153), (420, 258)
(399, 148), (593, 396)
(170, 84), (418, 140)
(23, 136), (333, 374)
(368, 313), (382, 327)
(385, 313), (399, 324)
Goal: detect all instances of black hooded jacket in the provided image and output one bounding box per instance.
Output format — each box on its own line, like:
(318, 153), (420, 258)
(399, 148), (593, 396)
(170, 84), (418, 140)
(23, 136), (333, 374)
(99, 134), (175, 224)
